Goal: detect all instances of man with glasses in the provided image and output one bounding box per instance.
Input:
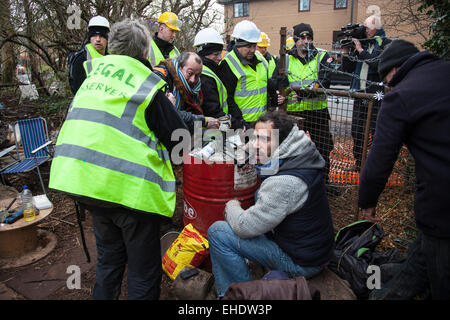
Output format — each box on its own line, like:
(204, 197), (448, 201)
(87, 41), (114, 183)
(285, 23), (336, 195)
(148, 11), (181, 67)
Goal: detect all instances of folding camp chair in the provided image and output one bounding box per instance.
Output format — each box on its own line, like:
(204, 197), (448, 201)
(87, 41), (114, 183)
(0, 117), (53, 194)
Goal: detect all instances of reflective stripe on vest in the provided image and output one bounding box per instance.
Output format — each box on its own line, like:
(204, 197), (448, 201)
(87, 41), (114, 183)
(84, 43), (104, 74)
(222, 50), (268, 122)
(269, 56), (276, 78)
(264, 54), (277, 78)
(148, 40), (180, 66)
(50, 55), (175, 217)
(286, 50), (328, 112)
(201, 65), (228, 114)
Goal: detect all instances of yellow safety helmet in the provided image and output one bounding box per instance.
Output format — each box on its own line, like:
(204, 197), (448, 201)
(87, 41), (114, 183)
(257, 32), (271, 47)
(286, 36), (295, 50)
(157, 11), (182, 31)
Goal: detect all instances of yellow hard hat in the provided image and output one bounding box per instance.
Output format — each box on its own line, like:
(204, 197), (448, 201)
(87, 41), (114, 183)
(257, 32), (271, 47)
(157, 11), (182, 31)
(286, 36), (295, 50)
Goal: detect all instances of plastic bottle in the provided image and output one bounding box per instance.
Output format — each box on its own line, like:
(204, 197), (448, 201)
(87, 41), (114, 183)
(198, 141), (217, 160)
(22, 185), (36, 222)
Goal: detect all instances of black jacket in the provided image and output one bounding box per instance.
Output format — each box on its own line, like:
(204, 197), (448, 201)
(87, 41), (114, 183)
(153, 33), (176, 60)
(358, 52), (450, 238)
(200, 57), (227, 119)
(69, 47), (88, 95)
(342, 29), (391, 93)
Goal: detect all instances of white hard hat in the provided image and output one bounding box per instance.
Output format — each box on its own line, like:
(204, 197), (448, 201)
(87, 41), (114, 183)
(194, 28), (224, 47)
(364, 14), (382, 30)
(88, 16), (110, 30)
(232, 20), (261, 43)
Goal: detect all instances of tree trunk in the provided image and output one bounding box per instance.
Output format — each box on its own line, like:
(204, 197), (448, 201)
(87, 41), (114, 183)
(23, 0), (49, 95)
(0, 0), (17, 84)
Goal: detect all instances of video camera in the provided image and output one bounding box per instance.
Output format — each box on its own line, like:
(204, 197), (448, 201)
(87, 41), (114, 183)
(336, 23), (367, 49)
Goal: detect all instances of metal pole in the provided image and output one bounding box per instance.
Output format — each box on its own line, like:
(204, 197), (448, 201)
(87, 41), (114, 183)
(350, 0), (355, 24)
(278, 27), (287, 112)
(355, 100), (374, 221)
(289, 86), (376, 100)
(360, 100), (373, 172)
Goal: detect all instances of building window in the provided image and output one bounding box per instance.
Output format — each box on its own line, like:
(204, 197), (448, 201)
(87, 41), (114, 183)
(298, 0), (310, 12)
(335, 0), (347, 9)
(234, 3), (249, 17)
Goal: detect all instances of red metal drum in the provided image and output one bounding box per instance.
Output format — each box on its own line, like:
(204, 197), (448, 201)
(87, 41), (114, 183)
(182, 153), (260, 238)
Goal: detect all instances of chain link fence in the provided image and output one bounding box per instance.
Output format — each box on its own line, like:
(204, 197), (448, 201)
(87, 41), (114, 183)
(286, 85), (417, 252)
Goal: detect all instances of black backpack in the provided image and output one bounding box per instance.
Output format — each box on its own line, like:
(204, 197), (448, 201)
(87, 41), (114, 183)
(67, 47), (86, 94)
(329, 220), (407, 299)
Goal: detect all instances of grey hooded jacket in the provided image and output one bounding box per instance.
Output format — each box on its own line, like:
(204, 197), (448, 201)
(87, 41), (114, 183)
(225, 125), (325, 238)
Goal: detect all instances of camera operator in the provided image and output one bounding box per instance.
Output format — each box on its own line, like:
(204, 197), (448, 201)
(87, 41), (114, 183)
(342, 14), (391, 172)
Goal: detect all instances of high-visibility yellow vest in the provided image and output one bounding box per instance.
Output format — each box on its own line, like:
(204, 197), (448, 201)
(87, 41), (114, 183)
(148, 39), (180, 67)
(286, 50), (328, 112)
(84, 43), (104, 73)
(221, 50), (268, 123)
(49, 55), (176, 217)
(201, 64), (228, 114)
(266, 54), (277, 78)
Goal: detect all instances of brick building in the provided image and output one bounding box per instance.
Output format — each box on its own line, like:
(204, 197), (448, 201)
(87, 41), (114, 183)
(218, 0), (427, 54)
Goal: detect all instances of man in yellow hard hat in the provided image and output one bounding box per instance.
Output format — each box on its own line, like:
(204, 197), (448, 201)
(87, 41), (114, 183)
(148, 11), (182, 67)
(286, 36), (295, 51)
(256, 32), (279, 78)
(256, 32), (280, 110)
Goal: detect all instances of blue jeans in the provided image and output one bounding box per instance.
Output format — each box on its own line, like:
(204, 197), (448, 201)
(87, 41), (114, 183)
(369, 232), (450, 300)
(208, 221), (324, 298)
(89, 205), (162, 300)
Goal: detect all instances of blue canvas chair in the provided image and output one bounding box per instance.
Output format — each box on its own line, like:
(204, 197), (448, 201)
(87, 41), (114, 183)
(0, 117), (53, 194)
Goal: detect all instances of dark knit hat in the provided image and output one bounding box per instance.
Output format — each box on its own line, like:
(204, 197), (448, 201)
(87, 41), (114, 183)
(197, 43), (224, 57)
(88, 26), (109, 40)
(378, 39), (419, 80)
(293, 23), (313, 40)
(234, 39), (253, 48)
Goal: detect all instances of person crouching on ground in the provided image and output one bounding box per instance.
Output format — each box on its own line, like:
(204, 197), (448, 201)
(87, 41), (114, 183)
(208, 111), (335, 298)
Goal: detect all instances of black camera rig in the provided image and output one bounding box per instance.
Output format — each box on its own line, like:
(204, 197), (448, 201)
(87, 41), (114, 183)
(336, 23), (367, 49)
